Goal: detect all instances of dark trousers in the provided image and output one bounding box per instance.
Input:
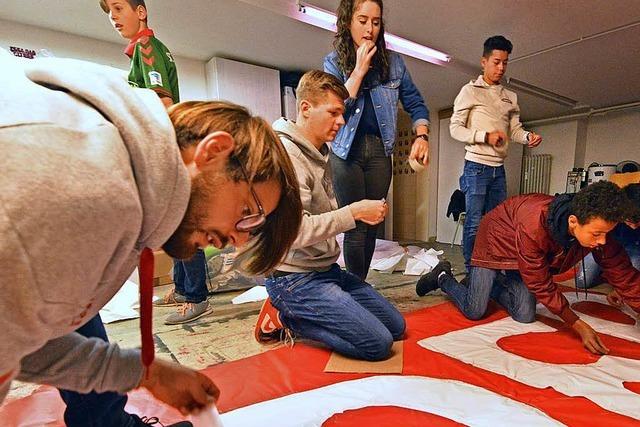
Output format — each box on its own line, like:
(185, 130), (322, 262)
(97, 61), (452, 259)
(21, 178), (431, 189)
(173, 249), (208, 303)
(58, 314), (136, 427)
(330, 134), (392, 279)
(440, 266), (536, 323)
(265, 264), (405, 361)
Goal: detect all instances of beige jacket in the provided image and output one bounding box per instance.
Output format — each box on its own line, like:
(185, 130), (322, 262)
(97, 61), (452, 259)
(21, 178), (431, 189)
(450, 75), (530, 167)
(273, 118), (355, 273)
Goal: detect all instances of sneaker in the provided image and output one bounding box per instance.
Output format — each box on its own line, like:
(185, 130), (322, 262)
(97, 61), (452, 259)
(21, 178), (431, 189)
(154, 289), (186, 307)
(164, 301), (213, 325)
(254, 297), (284, 343)
(416, 260), (453, 296)
(220, 251), (237, 274)
(133, 415), (193, 426)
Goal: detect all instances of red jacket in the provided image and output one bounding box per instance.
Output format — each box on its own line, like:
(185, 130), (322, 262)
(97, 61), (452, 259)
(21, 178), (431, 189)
(471, 194), (640, 324)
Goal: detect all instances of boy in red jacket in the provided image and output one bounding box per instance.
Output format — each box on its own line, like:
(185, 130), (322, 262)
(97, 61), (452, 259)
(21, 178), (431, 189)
(418, 181), (640, 354)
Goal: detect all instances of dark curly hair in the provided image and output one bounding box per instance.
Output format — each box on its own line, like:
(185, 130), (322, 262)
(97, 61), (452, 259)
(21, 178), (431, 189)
(571, 181), (629, 225)
(334, 0), (389, 82)
(624, 183), (640, 223)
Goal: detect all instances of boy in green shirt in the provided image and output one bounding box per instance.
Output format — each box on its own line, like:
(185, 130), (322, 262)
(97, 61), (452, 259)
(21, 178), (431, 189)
(101, 0), (179, 106)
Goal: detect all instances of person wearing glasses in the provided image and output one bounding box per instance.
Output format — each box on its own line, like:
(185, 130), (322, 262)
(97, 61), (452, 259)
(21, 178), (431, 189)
(0, 50), (302, 426)
(254, 70), (405, 362)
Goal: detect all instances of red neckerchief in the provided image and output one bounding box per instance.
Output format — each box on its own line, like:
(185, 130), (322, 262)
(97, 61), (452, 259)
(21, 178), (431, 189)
(139, 248), (155, 376)
(124, 28), (155, 58)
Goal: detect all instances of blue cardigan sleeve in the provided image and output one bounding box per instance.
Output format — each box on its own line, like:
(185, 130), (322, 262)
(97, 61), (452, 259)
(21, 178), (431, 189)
(396, 55), (430, 127)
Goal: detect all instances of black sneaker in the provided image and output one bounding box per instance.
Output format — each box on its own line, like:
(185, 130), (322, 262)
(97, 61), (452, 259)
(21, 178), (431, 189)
(416, 261), (452, 296)
(134, 415), (193, 427)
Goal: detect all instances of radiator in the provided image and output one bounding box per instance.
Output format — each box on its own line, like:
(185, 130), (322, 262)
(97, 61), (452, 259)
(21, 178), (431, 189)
(520, 154), (552, 194)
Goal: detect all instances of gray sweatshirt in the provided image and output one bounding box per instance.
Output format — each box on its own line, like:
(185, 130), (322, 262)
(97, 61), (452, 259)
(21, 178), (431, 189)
(0, 49), (190, 400)
(273, 118), (355, 273)
(449, 75), (530, 167)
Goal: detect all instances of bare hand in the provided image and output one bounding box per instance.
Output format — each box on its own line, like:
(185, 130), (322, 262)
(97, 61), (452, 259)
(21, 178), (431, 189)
(606, 289), (623, 308)
(527, 131), (543, 148)
(139, 358), (220, 415)
(409, 137), (429, 166)
(350, 199), (388, 225)
(572, 319), (609, 355)
(486, 130), (507, 147)
(353, 41), (377, 77)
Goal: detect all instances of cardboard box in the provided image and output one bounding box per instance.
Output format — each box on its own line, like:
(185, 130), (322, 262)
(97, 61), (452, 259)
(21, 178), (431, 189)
(153, 250), (174, 287)
(610, 172), (640, 188)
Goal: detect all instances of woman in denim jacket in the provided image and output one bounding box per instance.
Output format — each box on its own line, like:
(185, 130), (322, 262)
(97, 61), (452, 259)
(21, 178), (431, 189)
(324, 0), (430, 279)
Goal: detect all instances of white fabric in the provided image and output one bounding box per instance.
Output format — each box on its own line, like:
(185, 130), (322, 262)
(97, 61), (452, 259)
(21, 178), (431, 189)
(419, 292), (640, 419)
(191, 405), (225, 427)
(336, 234), (443, 275)
(231, 286), (269, 305)
(219, 375), (562, 426)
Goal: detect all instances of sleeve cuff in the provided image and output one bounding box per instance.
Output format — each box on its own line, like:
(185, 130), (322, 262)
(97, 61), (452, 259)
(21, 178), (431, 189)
(336, 205), (356, 232)
(412, 118), (430, 132)
(474, 131), (487, 144)
(559, 306), (580, 325)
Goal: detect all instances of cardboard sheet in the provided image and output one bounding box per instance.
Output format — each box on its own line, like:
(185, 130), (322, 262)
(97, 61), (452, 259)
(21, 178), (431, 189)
(324, 341), (404, 374)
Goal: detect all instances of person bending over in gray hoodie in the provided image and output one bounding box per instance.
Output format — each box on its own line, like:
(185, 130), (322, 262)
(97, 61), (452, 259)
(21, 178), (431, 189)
(254, 70), (405, 361)
(0, 49), (302, 422)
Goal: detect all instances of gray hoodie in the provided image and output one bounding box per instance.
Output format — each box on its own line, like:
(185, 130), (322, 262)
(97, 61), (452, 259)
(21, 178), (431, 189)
(0, 49), (190, 400)
(273, 118), (355, 273)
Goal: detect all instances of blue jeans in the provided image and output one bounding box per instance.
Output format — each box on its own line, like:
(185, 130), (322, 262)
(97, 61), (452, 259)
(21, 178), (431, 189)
(265, 264), (405, 361)
(460, 160), (507, 272)
(330, 134), (392, 280)
(576, 243), (640, 288)
(440, 266), (537, 323)
(173, 249), (208, 303)
(58, 314), (136, 427)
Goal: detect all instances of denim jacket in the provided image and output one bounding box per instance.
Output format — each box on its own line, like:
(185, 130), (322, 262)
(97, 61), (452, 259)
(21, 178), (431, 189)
(323, 50), (430, 159)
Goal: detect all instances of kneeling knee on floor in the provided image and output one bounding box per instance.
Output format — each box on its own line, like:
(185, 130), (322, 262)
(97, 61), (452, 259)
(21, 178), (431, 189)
(464, 308), (487, 321)
(360, 334), (393, 361)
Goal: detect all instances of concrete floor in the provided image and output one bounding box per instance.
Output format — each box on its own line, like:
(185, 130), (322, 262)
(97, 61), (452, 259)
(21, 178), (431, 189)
(114, 241), (465, 370)
(6, 241), (463, 401)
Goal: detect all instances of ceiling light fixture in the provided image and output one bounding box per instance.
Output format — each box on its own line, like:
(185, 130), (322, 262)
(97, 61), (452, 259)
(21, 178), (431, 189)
(296, 1), (450, 65)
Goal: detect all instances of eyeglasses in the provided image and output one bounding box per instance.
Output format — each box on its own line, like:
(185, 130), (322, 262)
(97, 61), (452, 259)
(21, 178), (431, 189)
(235, 162), (266, 234)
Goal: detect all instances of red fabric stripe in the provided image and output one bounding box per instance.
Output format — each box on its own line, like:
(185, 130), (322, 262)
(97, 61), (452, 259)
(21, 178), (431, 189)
(0, 370), (13, 385)
(139, 248), (155, 371)
(124, 28), (155, 57)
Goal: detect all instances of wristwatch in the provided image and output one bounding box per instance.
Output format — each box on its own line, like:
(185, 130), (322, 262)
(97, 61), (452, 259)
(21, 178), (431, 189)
(416, 134), (429, 142)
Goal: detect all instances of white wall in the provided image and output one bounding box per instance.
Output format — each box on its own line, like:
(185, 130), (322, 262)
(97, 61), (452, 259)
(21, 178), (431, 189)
(205, 57), (281, 124)
(436, 117), (466, 245)
(0, 19), (207, 100)
(528, 121), (579, 195)
(584, 110), (640, 166)
(525, 109), (640, 195)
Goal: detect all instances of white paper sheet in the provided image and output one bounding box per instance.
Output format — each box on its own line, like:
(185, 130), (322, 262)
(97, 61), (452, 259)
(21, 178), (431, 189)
(231, 286), (269, 305)
(99, 279), (159, 323)
(191, 405), (225, 427)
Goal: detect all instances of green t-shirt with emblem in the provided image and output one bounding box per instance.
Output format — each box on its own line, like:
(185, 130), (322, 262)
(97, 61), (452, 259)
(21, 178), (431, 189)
(128, 32), (180, 104)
